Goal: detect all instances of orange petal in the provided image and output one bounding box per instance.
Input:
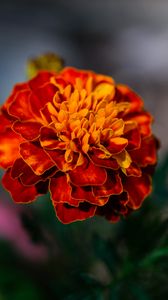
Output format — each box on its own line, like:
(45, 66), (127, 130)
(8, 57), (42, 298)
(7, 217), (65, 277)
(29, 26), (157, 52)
(54, 202), (96, 224)
(71, 185), (109, 206)
(107, 137), (128, 154)
(40, 127), (66, 150)
(0, 128), (23, 169)
(2, 169), (38, 203)
(20, 142), (55, 175)
(130, 136), (157, 167)
(124, 173), (152, 209)
(13, 121), (42, 140)
(8, 90), (33, 120)
(93, 172), (123, 197)
(69, 160), (107, 186)
(50, 173), (79, 206)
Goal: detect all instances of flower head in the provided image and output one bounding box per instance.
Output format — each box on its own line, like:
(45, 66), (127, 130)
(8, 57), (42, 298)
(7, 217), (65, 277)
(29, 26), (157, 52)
(0, 67), (158, 223)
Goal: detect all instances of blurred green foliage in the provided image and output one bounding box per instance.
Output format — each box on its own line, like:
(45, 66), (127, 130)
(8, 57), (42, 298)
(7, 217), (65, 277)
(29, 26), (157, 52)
(26, 53), (64, 79)
(0, 155), (168, 300)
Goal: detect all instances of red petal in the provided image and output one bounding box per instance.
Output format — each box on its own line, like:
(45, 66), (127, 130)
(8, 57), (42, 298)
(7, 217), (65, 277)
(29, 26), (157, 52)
(71, 185), (109, 206)
(20, 142), (55, 175)
(11, 158), (57, 185)
(0, 113), (11, 131)
(125, 128), (141, 150)
(125, 162), (142, 177)
(13, 121), (42, 140)
(8, 90), (34, 120)
(89, 147), (119, 169)
(130, 136), (157, 167)
(11, 157), (41, 185)
(124, 173), (152, 209)
(46, 149), (72, 171)
(2, 169), (38, 203)
(40, 127), (66, 150)
(50, 173), (79, 206)
(107, 137), (128, 154)
(69, 160), (107, 186)
(60, 67), (91, 86)
(3, 83), (29, 111)
(29, 71), (54, 89)
(96, 192), (128, 222)
(116, 85), (143, 113)
(126, 112), (152, 137)
(93, 172), (123, 197)
(0, 128), (23, 169)
(29, 84), (57, 118)
(54, 202), (96, 224)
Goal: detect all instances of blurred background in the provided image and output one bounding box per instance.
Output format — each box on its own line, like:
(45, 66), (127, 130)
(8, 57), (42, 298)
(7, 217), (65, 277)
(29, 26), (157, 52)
(0, 0), (168, 299)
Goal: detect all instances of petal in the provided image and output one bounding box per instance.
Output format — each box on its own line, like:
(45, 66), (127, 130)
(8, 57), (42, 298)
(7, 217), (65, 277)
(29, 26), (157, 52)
(124, 162), (142, 177)
(116, 85), (143, 113)
(114, 150), (132, 169)
(46, 149), (73, 171)
(126, 111), (152, 137)
(50, 173), (79, 206)
(124, 173), (152, 209)
(3, 83), (29, 111)
(107, 137), (128, 154)
(130, 136), (157, 167)
(54, 202), (96, 224)
(11, 157), (44, 186)
(40, 127), (66, 150)
(13, 121), (42, 140)
(29, 83), (57, 119)
(0, 113), (11, 131)
(125, 127), (141, 150)
(93, 172), (123, 197)
(28, 71), (54, 90)
(89, 147), (119, 169)
(2, 169), (38, 203)
(96, 192), (128, 222)
(8, 90), (33, 120)
(35, 180), (49, 195)
(71, 185), (109, 206)
(0, 128), (23, 169)
(69, 160), (107, 186)
(60, 67), (91, 86)
(20, 142), (55, 175)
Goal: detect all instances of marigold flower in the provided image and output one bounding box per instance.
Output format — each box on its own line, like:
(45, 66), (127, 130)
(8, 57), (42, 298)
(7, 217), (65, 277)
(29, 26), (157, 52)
(0, 67), (158, 223)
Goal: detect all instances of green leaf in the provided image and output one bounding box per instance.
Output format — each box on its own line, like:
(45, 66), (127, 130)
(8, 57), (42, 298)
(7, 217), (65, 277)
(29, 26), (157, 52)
(140, 247), (168, 268)
(26, 53), (64, 79)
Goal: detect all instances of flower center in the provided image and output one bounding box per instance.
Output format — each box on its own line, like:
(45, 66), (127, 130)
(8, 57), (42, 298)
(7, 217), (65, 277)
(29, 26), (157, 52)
(41, 76), (131, 165)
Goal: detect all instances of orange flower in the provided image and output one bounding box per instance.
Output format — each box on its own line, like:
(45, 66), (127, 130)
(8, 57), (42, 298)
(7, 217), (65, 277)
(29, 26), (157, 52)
(0, 67), (158, 223)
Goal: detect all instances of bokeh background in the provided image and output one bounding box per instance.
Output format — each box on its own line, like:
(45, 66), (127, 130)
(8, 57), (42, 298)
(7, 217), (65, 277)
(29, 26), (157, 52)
(0, 1), (168, 299)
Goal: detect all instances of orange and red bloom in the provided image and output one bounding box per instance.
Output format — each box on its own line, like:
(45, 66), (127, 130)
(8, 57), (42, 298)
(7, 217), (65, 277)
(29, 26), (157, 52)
(0, 67), (158, 223)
